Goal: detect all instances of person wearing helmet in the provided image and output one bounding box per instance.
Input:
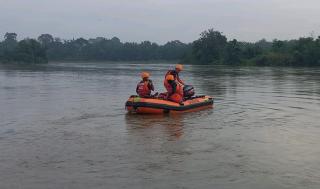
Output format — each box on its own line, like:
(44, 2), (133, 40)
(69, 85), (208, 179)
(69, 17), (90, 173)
(164, 64), (185, 86)
(165, 74), (183, 103)
(136, 72), (155, 98)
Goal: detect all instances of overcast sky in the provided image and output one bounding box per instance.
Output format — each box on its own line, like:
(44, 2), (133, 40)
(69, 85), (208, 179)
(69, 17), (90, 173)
(0, 0), (320, 43)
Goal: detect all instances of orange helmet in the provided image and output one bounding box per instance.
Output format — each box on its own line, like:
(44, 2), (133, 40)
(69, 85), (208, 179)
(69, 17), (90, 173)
(141, 72), (150, 79)
(166, 74), (174, 81)
(175, 64), (183, 71)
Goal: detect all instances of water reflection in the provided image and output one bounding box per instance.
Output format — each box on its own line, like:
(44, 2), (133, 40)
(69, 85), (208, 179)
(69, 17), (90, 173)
(125, 113), (184, 139)
(188, 65), (243, 98)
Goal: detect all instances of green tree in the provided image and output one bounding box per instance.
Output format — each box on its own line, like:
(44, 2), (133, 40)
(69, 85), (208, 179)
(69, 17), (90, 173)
(2, 33), (18, 62)
(292, 37), (320, 66)
(16, 39), (47, 63)
(191, 29), (227, 64)
(38, 34), (54, 49)
(224, 39), (241, 65)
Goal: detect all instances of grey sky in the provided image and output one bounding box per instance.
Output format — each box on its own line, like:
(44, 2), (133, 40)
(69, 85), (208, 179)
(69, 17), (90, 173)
(1, 0), (320, 43)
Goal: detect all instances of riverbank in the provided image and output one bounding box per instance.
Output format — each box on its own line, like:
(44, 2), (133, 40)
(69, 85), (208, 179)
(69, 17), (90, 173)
(2, 29), (319, 66)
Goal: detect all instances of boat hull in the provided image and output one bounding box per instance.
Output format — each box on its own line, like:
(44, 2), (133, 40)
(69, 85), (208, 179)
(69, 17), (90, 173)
(125, 95), (214, 114)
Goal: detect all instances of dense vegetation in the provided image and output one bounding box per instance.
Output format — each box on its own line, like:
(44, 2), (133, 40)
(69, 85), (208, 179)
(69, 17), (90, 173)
(1, 29), (320, 66)
(185, 29), (320, 66)
(0, 33), (47, 63)
(0, 33), (190, 63)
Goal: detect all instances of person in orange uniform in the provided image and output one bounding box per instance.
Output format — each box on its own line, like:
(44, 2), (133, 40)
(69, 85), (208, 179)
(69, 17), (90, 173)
(165, 74), (183, 103)
(136, 72), (155, 98)
(164, 64), (185, 86)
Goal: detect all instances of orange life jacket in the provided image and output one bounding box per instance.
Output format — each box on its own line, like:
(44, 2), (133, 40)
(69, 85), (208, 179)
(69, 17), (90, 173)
(164, 71), (173, 92)
(164, 81), (182, 95)
(136, 81), (151, 97)
(164, 70), (184, 87)
(175, 82), (183, 96)
(164, 80), (183, 103)
(164, 79), (171, 94)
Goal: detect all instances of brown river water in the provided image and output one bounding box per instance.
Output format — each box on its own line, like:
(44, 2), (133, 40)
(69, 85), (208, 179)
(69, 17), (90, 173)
(1, 62), (320, 189)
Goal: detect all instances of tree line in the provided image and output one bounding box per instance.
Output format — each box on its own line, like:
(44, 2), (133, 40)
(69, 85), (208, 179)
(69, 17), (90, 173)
(0, 33), (190, 63)
(184, 29), (320, 66)
(0, 33), (47, 63)
(1, 30), (320, 66)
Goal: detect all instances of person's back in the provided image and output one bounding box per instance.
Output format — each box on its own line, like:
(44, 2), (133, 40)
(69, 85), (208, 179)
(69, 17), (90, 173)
(164, 74), (183, 103)
(164, 64), (185, 87)
(136, 72), (154, 98)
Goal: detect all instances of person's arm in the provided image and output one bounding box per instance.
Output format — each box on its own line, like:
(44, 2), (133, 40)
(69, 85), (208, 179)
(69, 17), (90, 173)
(148, 80), (154, 91)
(168, 80), (177, 95)
(136, 84), (139, 94)
(176, 74), (185, 85)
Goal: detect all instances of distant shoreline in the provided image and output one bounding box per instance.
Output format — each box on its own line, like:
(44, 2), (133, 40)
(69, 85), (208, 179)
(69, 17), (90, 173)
(1, 29), (320, 66)
(2, 61), (320, 68)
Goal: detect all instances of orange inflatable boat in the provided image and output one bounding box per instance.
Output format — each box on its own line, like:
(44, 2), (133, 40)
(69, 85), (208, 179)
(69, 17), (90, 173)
(125, 95), (214, 114)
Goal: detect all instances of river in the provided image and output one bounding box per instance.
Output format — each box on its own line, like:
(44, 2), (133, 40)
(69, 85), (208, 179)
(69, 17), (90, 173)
(1, 62), (320, 189)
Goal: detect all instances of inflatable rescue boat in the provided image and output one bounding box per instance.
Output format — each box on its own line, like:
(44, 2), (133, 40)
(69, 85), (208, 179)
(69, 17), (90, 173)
(125, 95), (214, 114)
